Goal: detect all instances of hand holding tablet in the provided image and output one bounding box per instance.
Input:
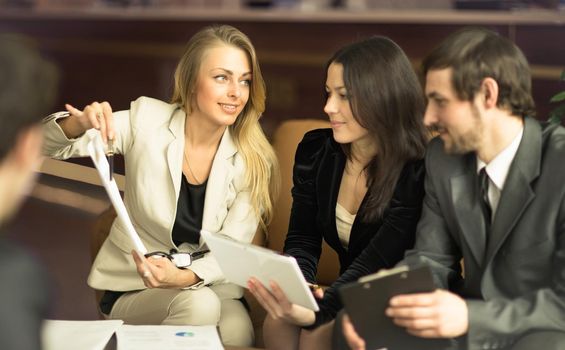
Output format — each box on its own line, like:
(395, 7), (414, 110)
(200, 230), (319, 312)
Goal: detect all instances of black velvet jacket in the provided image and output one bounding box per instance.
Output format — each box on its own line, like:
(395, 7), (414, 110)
(283, 129), (426, 327)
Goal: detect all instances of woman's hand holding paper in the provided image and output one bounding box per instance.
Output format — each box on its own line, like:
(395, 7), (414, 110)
(60, 101), (114, 143)
(247, 277), (316, 327)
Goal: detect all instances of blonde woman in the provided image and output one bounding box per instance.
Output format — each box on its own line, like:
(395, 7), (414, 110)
(42, 25), (279, 347)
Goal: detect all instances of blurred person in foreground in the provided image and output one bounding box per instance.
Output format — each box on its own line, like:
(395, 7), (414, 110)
(0, 34), (58, 350)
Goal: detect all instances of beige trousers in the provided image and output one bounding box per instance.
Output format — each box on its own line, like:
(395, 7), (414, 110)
(108, 286), (254, 347)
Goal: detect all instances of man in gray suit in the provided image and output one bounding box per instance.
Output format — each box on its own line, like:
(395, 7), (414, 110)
(0, 35), (58, 350)
(341, 27), (565, 350)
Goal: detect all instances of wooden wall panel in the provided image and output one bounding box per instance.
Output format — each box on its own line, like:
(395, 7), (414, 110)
(0, 8), (563, 138)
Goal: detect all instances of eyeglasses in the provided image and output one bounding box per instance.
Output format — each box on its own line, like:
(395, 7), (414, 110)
(144, 248), (209, 268)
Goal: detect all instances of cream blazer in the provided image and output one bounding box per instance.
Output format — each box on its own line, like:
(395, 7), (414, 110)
(42, 97), (259, 298)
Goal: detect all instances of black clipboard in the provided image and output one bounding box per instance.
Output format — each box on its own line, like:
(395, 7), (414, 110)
(339, 265), (452, 350)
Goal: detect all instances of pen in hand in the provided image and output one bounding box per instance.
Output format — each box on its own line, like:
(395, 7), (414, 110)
(107, 138), (114, 182)
(307, 282), (324, 299)
(307, 282), (320, 291)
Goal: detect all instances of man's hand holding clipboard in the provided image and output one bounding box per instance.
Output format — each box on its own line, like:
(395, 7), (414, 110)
(339, 265), (455, 350)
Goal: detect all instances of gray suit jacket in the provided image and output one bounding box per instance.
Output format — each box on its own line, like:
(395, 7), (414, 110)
(404, 117), (565, 349)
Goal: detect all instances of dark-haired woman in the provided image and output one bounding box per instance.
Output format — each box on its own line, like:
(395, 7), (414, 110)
(248, 36), (428, 349)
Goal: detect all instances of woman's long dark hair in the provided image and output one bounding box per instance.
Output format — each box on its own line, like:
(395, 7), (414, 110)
(328, 36), (428, 221)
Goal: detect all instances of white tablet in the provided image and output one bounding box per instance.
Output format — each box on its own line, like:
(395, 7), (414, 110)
(200, 230), (319, 311)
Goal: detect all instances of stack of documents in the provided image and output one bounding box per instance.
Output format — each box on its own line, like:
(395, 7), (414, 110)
(42, 320), (224, 350)
(117, 325), (224, 350)
(42, 320), (123, 350)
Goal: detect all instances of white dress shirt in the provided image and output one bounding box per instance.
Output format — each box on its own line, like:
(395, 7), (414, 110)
(477, 127), (524, 221)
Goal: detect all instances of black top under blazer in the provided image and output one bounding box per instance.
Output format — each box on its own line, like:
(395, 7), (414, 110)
(283, 129), (426, 327)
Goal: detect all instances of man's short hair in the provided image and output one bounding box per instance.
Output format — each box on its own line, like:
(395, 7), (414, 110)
(0, 34), (58, 161)
(422, 27), (536, 119)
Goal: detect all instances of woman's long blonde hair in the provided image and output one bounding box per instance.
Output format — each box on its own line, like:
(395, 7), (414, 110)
(171, 24), (279, 231)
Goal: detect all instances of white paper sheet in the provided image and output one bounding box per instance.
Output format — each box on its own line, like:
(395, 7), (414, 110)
(87, 134), (147, 254)
(41, 319), (124, 350)
(116, 325), (224, 350)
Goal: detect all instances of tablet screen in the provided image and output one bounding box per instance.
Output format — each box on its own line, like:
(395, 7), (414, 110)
(201, 230), (319, 311)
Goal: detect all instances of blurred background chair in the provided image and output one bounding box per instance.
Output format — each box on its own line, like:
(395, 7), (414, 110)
(248, 118), (337, 347)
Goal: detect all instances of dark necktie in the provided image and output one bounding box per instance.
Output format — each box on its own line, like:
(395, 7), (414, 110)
(478, 167), (492, 225)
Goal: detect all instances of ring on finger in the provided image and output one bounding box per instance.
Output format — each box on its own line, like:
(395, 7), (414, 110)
(142, 270), (151, 278)
(96, 112), (104, 120)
